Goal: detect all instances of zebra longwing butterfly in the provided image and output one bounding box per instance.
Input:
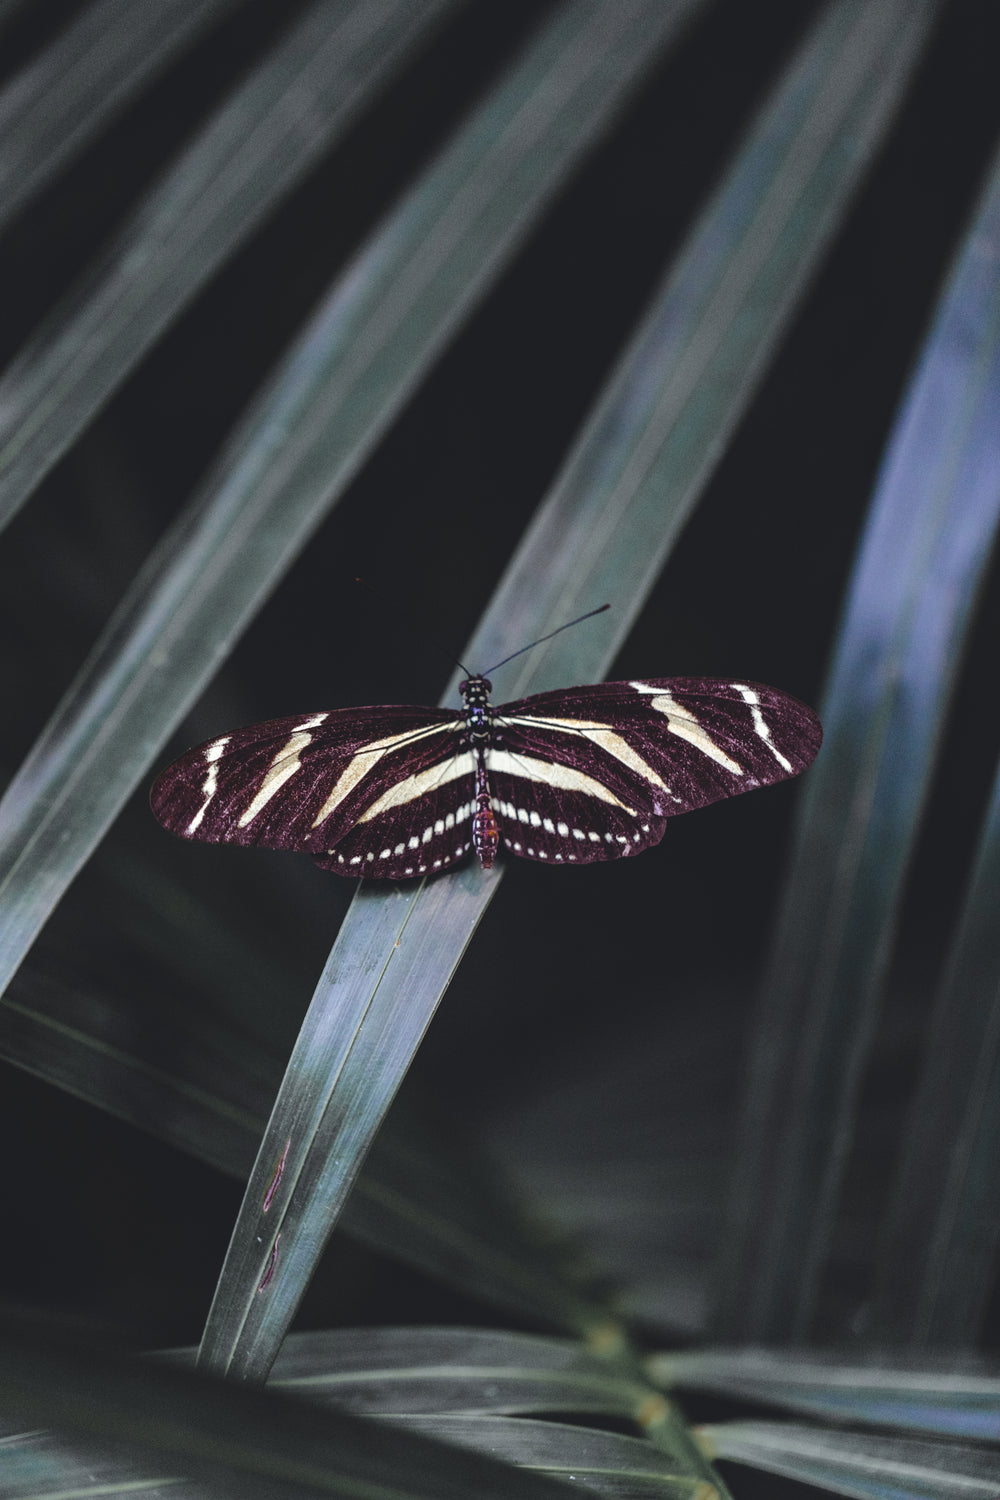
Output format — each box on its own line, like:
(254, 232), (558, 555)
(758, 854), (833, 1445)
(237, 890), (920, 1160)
(151, 672), (821, 879)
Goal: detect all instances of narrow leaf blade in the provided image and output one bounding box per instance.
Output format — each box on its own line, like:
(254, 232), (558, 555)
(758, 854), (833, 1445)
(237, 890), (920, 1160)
(717, 135), (1000, 1342)
(875, 747), (1000, 1342)
(0, 0), (460, 529)
(266, 1326), (652, 1420)
(0, 0), (242, 230)
(701, 1420), (1000, 1500)
(656, 1347), (1000, 1443)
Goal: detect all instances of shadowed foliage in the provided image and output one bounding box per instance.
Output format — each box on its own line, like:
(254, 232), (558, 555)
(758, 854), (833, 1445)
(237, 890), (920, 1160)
(1, 2), (1000, 1496)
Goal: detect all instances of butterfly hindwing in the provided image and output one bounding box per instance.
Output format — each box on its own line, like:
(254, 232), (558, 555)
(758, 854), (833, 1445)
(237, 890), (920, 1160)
(150, 705), (464, 865)
(487, 759), (668, 864)
(309, 739), (479, 877)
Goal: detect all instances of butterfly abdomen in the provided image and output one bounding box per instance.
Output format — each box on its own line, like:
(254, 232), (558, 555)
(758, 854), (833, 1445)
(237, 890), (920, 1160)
(472, 792), (499, 868)
(469, 751), (500, 869)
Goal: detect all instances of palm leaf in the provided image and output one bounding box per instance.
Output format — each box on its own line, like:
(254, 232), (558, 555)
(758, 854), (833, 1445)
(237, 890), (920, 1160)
(3, 7), (998, 1499)
(717, 131), (1000, 1342)
(700, 1422), (1000, 1500)
(654, 1346), (1000, 1441)
(0, 1312), (585, 1500)
(875, 592), (1000, 1341)
(0, 0), (242, 230)
(0, 0), (460, 529)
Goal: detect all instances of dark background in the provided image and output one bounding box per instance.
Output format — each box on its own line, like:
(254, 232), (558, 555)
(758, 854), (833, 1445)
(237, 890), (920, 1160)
(2, 0), (1000, 1364)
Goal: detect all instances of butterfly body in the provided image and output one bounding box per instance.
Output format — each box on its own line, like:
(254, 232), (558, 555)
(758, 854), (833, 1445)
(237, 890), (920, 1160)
(151, 675), (821, 879)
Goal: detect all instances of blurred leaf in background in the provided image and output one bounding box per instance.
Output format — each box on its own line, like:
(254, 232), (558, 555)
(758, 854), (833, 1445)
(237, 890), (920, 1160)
(1, 0), (1000, 1496)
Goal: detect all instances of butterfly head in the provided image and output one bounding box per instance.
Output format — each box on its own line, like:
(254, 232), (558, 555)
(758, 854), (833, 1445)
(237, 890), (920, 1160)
(458, 675), (492, 706)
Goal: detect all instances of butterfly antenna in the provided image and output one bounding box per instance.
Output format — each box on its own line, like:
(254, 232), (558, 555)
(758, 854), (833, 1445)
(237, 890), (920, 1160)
(355, 577), (475, 677)
(482, 604), (610, 676)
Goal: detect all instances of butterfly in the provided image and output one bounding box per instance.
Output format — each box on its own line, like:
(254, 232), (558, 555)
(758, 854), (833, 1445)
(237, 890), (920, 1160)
(150, 670), (822, 879)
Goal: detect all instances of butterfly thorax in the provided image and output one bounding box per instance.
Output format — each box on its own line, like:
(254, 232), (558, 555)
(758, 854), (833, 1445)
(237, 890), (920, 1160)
(459, 675), (499, 868)
(458, 675), (494, 742)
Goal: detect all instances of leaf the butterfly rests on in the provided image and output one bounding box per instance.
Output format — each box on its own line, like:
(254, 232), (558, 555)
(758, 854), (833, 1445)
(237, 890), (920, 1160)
(150, 677), (821, 879)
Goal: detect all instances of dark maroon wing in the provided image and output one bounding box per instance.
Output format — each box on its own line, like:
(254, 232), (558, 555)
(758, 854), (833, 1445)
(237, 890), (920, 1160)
(487, 677), (821, 864)
(150, 704), (475, 879)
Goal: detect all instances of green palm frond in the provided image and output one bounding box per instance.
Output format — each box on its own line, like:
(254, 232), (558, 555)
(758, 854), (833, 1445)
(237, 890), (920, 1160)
(1, 2), (999, 1497)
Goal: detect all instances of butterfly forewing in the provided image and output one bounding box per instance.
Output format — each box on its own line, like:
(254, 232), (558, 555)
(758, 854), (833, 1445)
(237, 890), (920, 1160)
(150, 705), (463, 857)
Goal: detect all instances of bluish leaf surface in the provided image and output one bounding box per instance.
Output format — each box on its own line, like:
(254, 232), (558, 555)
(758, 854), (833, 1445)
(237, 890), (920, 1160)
(0, 0), (459, 529)
(718, 127), (1000, 1344)
(0, 0), (242, 230)
(701, 1420), (1000, 1500)
(656, 1346), (1000, 1443)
